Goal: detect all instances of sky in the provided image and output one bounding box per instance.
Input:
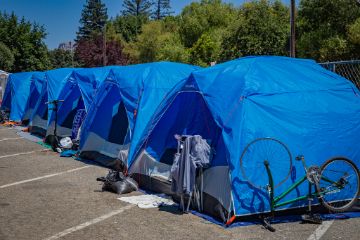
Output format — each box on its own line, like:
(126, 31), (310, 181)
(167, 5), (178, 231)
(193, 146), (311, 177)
(0, 0), (293, 49)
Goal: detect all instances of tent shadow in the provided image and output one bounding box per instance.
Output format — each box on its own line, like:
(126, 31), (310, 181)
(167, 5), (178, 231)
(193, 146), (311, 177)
(158, 204), (184, 215)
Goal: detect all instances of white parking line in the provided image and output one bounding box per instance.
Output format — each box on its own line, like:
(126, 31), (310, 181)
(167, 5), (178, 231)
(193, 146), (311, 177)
(307, 220), (334, 240)
(0, 165), (91, 189)
(43, 204), (134, 240)
(0, 128), (14, 130)
(0, 149), (49, 159)
(0, 137), (23, 141)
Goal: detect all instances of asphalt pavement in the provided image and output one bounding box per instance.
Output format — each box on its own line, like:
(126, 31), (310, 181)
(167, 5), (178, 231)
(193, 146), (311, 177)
(0, 126), (359, 240)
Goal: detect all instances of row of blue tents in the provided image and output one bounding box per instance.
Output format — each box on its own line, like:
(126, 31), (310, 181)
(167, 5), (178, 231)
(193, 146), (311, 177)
(2, 56), (360, 222)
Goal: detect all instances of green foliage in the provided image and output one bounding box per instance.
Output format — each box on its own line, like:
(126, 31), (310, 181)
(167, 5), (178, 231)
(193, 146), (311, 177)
(221, 0), (289, 61)
(297, 0), (360, 61)
(49, 49), (75, 69)
(0, 12), (50, 72)
(113, 14), (148, 42)
(190, 32), (220, 66)
(348, 18), (360, 45)
(76, 0), (108, 41)
(128, 18), (189, 63)
(122, 0), (153, 17)
(179, 0), (237, 48)
(0, 42), (14, 71)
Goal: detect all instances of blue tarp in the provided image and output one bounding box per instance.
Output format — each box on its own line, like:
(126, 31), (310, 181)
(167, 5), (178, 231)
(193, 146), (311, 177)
(46, 68), (77, 125)
(79, 62), (199, 165)
(1, 72), (36, 121)
(46, 67), (114, 138)
(31, 68), (76, 137)
(128, 56), (360, 216)
(24, 72), (45, 121)
(73, 67), (116, 111)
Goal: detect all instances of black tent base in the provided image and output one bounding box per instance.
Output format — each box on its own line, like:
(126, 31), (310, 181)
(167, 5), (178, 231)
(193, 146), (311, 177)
(30, 126), (46, 137)
(130, 173), (229, 222)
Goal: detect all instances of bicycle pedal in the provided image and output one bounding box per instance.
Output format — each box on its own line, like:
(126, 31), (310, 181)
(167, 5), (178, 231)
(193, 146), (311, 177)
(301, 214), (323, 224)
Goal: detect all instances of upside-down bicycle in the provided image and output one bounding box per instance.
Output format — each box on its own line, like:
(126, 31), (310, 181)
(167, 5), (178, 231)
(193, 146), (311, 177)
(239, 138), (360, 231)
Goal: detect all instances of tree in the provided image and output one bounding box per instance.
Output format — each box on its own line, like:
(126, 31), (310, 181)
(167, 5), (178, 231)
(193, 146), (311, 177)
(76, 0), (108, 41)
(220, 0), (289, 61)
(178, 0), (237, 48)
(0, 42), (14, 71)
(189, 32), (220, 66)
(113, 14), (148, 42)
(152, 0), (174, 20)
(128, 18), (189, 63)
(122, 0), (153, 17)
(0, 12), (50, 72)
(49, 49), (75, 69)
(297, 0), (360, 61)
(75, 25), (130, 67)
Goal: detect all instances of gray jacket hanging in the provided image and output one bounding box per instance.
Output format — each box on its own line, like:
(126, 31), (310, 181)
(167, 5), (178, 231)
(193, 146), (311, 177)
(170, 135), (212, 195)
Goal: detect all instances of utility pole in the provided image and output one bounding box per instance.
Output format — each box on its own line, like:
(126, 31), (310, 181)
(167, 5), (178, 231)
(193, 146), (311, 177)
(290, 0), (296, 58)
(102, 24), (106, 66)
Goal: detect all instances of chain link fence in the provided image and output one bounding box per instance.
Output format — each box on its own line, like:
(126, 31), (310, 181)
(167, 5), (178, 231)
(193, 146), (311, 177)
(320, 60), (360, 90)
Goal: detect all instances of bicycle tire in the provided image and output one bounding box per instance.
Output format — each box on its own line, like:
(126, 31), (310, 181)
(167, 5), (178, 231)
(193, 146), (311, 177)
(316, 157), (360, 212)
(240, 138), (292, 190)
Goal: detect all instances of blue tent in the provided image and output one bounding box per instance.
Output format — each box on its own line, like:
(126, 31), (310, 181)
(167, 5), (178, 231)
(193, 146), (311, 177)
(45, 67), (114, 140)
(30, 68), (75, 137)
(79, 62), (199, 167)
(1, 72), (35, 121)
(23, 72), (46, 122)
(127, 56), (360, 221)
(30, 80), (49, 136)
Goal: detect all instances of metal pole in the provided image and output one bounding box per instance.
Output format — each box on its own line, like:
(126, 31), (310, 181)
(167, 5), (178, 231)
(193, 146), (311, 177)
(103, 24), (106, 66)
(290, 0), (296, 58)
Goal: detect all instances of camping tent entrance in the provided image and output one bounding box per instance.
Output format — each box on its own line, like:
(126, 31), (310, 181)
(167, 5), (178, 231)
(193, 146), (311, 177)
(129, 91), (233, 222)
(23, 80), (42, 124)
(30, 90), (48, 136)
(45, 82), (85, 142)
(79, 82), (130, 167)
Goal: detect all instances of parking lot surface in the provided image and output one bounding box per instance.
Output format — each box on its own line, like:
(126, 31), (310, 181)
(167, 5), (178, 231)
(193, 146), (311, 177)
(0, 126), (359, 240)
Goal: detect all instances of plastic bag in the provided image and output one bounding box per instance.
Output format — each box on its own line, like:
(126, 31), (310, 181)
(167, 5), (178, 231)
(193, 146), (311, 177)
(97, 170), (138, 194)
(59, 137), (73, 149)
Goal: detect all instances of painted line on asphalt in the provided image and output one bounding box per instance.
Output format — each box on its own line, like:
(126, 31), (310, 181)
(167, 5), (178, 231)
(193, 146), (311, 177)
(0, 165), (91, 189)
(307, 220), (334, 240)
(0, 137), (23, 142)
(43, 204), (135, 240)
(0, 128), (14, 130)
(0, 149), (49, 159)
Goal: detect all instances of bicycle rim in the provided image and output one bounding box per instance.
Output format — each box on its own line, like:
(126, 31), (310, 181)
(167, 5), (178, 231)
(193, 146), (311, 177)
(240, 138), (292, 190)
(318, 157), (360, 212)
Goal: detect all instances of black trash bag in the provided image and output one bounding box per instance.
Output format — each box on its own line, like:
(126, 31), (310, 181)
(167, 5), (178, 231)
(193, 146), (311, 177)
(0, 110), (9, 123)
(97, 170), (138, 194)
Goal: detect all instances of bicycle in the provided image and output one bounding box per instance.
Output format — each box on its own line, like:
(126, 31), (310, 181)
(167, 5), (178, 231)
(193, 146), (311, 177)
(239, 137), (360, 231)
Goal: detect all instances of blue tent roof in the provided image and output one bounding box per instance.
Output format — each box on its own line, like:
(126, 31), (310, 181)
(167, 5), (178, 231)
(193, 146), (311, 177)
(112, 61), (200, 152)
(31, 72), (45, 94)
(128, 56), (360, 216)
(79, 62), (199, 165)
(1, 71), (36, 121)
(73, 66), (116, 111)
(23, 72), (46, 121)
(45, 68), (77, 125)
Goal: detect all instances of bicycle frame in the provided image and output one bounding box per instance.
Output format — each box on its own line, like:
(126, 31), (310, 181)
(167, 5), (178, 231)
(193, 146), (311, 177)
(264, 161), (340, 214)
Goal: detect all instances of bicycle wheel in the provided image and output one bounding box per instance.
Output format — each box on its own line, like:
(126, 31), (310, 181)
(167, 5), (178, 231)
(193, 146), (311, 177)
(240, 138), (292, 190)
(316, 157), (360, 212)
